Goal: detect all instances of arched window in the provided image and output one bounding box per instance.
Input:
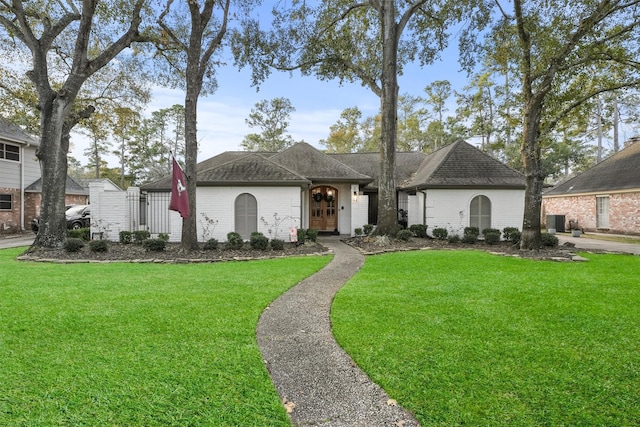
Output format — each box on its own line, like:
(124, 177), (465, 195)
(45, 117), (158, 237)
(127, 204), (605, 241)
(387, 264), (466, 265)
(235, 193), (257, 239)
(470, 195), (491, 231)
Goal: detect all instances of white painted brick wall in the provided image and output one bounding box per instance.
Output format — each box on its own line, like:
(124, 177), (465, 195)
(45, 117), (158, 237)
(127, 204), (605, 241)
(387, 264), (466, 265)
(89, 181), (127, 241)
(196, 186), (303, 241)
(351, 193), (369, 235)
(426, 189), (524, 236)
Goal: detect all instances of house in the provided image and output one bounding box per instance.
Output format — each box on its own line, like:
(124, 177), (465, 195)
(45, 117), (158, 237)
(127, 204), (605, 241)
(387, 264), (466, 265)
(0, 117), (96, 234)
(0, 118), (40, 233)
(542, 137), (640, 235)
(130, 140), (526, 242)
(24, 175), (89, 222)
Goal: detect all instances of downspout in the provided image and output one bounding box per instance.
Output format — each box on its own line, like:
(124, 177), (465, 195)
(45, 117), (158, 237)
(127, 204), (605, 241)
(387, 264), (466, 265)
(20, 145), (26, 230)
(419, 189), (427, 226)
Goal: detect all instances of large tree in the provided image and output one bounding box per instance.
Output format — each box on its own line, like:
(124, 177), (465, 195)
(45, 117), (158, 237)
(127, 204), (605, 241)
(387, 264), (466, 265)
(479, 0), (640, 249)
(241, 97), (296, 151)
(234, 0), (485, 235)
(0, 0), (150, 247)
(156, 0), (251, 250)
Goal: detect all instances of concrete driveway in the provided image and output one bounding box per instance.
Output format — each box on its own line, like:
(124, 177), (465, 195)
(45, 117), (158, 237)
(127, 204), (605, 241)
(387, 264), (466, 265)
(0, 233), (34, 250)
(556, 233), (640, 255)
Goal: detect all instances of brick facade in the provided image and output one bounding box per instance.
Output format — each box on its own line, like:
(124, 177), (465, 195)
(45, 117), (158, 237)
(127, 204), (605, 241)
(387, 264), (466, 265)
(24, 193), (89, 231)
(0, 187), (21, 234)
(542, 191), (640, 235)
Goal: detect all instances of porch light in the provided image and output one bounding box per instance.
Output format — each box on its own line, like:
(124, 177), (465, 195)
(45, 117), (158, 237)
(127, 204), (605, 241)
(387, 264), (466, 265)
(327, 189), (334, 197)
(353, 191), (358, 202)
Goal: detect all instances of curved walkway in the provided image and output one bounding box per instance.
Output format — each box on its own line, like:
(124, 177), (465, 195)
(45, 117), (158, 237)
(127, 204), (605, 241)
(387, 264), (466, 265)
(257, 236), (420, 427)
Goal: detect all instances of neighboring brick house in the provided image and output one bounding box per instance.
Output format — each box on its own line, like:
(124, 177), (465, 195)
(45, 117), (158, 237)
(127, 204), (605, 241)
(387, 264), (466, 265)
(0, 117), (90, 234)
(24, 176), (89, 226)
(542, 137), (640, 235)
(0, 118), (40, 233)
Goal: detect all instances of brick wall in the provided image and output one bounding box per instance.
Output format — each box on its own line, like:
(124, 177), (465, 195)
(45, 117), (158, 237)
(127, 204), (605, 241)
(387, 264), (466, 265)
(24, 193), (88, 230)
(0, 187), (20, 233)
(542, 191), (640, 235)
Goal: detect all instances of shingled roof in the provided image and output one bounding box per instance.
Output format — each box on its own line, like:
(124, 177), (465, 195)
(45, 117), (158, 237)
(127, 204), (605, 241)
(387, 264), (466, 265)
(545, 140), (640, 196)
(142, 140), (523, 192)
(0, 118), (38, 146)
(25, 176), (88, 195)
(401, 139), (526, 189)
(329, 151), (427, 190)
(269, 142), (372, 183)
(198, 153), (310, 185)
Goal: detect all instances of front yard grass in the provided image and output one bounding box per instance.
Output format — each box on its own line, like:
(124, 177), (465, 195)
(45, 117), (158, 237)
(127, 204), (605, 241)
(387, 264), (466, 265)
(332, 250), (640, 426)
(0, 247), (330, 426)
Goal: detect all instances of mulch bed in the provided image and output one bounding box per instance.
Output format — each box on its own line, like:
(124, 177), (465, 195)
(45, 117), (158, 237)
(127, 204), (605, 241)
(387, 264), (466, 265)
(18, 241), (329, 263)
(16, 235), (594, 263)
(342, 236), (591, 262)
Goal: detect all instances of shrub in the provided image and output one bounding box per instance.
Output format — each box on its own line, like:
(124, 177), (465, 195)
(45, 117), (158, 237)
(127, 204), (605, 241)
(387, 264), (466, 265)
(306, 229), (319, 242)
(502, 227), (521, 244)
(270, 239), (285, 250)
(133, 230), (150, 244)
(143, 238), (166, 252)
(158, 233), (170, 241)
(541, 233), (559, 247)
(448, 234), (461, 244)
(482, 228), (501, 245)
(250, 232), (269, 251)
(203, 238), (219, 250)
(68, 228), (90, 241)
(89, 239), (108, 253)
(396, 229), (413, 241)
(63, 238), (84, 253)
(119, 231), (132, 244)
(354, 228), (363, 236)
(363, 224), (374, 236)
(462, 227), (480, 244)
(409, 224), (428, 238)
(432, 227), (448, 240)
(297, 228), (307, 243)
(226, 232), (244, 250)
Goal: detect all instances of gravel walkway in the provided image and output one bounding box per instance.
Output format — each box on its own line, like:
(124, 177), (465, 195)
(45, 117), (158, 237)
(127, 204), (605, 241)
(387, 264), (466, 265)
(257, 236), (420, 427)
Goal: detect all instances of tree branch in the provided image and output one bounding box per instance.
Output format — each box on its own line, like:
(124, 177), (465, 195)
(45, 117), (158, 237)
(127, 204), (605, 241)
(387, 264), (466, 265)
(157, 0), (188, 52)
(199, 0), (230, 76)
(397, 0), (428, 40)
(545, 79), (640, 132)
(86, 0), (147, 75)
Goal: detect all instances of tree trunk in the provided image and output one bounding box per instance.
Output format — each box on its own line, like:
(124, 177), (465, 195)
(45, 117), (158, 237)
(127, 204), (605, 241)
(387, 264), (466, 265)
(33, 95), (73, 247)
(519, 99), (544, 250)
(180, 59), (201, 251)
(375, 1), (400, 237)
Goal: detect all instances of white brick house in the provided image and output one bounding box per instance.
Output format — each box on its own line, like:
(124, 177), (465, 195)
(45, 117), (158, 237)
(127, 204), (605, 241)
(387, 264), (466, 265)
(121, 140), (525, 242)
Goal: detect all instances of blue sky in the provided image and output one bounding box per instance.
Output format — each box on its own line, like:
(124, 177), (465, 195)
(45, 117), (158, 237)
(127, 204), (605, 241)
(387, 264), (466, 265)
(71, 40), (470, 166)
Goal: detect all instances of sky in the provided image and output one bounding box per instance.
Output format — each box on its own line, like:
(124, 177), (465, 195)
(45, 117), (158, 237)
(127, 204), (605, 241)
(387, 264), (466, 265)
(69, 40), (470, 167)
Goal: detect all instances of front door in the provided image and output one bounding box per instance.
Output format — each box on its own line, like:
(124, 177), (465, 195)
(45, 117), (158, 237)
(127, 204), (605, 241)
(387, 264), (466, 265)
(310, 186), (338, 232)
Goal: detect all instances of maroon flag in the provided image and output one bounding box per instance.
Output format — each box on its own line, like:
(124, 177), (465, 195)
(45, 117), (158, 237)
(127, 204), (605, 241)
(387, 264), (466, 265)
(169, 157), (189, 218)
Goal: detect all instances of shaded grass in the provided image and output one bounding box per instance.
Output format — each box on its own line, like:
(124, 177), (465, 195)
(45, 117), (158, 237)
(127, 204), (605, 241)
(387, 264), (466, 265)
(332, 250), (640, 426)
(0, 247), (330, 426)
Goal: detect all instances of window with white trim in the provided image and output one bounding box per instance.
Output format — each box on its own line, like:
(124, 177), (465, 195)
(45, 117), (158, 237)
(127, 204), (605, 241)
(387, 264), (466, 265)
(596, 196), (610, 228)
(0, 143), (20, 161)
(0, 194), (12, 210)
(470, 195), (491, 231)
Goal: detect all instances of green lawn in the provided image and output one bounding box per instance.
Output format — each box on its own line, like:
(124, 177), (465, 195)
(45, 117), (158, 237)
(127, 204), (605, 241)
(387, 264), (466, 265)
(332, 250), (640, 426)
(0, 247), (330, 426)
